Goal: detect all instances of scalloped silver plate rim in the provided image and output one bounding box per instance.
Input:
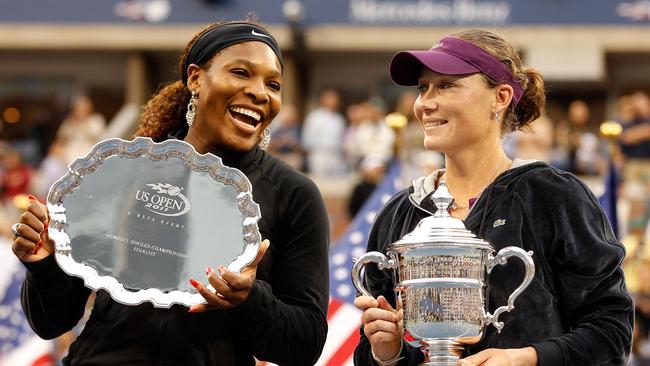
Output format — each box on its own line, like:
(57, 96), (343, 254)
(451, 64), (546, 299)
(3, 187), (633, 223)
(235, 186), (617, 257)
(46, 137), (261, 308)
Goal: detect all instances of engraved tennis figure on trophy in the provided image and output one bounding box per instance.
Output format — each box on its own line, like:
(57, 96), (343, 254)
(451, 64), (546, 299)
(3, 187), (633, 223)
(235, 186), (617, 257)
(352, 181), (535, 365)
(141, 183), (191, 216)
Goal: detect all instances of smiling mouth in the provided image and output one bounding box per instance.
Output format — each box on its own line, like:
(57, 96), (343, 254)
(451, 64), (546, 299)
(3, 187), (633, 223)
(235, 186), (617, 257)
(229, 107), (262, 127)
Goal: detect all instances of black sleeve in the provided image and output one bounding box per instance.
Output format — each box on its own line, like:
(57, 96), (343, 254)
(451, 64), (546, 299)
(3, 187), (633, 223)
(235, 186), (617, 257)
(20, 255), (92, 339)
(227, 176), (330, 366)
(353, 190), (425, 366)
(529, 173), (633, 365)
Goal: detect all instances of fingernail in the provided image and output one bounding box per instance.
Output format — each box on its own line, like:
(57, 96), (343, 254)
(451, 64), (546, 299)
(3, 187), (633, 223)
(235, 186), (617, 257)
(218, 265), (225, 274)
(205, 267), (213, 276)
(189, 278), (199, 288)
(188, 306), (198, 313)
(28, 194), (36, 201)
(32, 246), (39, 255)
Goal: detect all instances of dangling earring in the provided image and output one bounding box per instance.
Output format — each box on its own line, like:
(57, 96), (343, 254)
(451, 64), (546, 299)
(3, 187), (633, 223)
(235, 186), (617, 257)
(494, 110), (500, 124)
(186, 91), (197, 127)
(259, 127), (271, 150)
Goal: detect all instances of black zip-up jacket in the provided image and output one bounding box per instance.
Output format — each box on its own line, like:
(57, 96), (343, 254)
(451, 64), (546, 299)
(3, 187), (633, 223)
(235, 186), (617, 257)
(354, 161), (633, 366)
(21, 144), (330, 366)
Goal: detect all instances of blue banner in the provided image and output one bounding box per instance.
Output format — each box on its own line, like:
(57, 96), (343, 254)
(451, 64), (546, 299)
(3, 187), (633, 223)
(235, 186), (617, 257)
(0, 0), (649, 26)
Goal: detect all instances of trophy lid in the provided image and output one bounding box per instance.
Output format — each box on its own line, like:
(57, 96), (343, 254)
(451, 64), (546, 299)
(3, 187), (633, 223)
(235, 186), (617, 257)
(390, 181), (493, 250)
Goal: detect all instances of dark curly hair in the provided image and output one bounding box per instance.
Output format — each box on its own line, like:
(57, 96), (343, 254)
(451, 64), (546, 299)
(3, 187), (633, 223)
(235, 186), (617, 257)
(450, 29), (546, 134)
(135, 16), (268, 141)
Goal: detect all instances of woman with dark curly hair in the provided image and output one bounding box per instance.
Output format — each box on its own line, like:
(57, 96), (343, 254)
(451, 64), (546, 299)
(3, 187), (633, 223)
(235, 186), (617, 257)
(11, 18), (329, 366)
(353, 30), (633, 366)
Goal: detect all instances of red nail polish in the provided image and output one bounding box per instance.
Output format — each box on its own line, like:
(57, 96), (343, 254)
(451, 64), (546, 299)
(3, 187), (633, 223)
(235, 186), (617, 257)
(189, 278), (199, 288)
(218, 265), (225, 274)
(205, 267), (213, 276)
(28, 194), (36, 201)
(188, 306), (197, 313)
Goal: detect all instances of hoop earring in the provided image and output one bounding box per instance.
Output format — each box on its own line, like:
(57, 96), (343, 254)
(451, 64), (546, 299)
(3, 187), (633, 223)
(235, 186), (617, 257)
(259, 127), (271, 150)
(186, 91), (197, 127)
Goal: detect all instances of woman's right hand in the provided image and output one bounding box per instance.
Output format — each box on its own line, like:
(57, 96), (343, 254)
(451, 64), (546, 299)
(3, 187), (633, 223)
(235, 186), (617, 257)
(354, 295), (403, 361)
(12, 197), (53, 263)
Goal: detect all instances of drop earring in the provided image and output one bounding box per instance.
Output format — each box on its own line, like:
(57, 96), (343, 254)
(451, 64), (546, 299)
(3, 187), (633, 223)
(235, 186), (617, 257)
(259, 127), (271, 150)
(186, 91), (197, 127)
(494, 110), (500, 123)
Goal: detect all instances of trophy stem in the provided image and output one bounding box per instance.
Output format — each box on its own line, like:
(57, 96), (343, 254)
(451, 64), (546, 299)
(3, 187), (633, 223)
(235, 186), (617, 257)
(421, 339), (464, 366)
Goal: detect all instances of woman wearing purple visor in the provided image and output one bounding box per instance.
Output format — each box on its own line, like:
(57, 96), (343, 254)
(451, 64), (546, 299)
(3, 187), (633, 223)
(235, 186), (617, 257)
(354, 30), (633, 366)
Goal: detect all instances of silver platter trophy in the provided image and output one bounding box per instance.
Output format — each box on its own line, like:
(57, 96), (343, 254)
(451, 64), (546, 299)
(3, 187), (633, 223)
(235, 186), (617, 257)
(352, 182), (535, 365)
(47, 137), (261, 308)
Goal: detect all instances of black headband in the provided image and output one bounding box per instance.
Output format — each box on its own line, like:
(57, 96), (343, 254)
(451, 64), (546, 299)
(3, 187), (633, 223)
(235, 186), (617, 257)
(182, 22), (284, 85)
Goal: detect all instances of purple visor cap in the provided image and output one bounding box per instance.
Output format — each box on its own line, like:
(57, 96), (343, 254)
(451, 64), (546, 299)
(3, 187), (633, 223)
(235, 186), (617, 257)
(389, 49), (480, 86)
(389, 36), (523, 105)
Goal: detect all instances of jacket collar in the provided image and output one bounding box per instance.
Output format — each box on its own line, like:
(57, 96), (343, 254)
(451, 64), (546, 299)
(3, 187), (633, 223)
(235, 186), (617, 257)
(408, 158), (543, 215)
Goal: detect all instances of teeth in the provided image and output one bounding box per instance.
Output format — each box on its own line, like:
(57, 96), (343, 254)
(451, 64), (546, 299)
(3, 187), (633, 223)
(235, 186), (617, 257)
(424, 120), (446, 128)
(230, 107), (261, 122)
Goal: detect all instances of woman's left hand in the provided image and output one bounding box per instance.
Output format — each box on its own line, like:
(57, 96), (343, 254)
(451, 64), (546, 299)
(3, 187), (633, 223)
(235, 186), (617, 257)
(458, 347), (538, 366)
(188, 239), (269, 312)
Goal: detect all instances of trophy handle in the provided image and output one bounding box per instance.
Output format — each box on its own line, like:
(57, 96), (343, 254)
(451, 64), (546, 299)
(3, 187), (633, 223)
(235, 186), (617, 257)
(483, 246), (535, 332)
(351, 251), (397, 298)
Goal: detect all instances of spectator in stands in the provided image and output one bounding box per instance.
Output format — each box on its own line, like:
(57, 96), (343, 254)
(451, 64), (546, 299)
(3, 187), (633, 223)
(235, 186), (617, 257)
(268, 104), (303, 169)
(620, 91), (650, 239)
(34, 137), (68, 201)
(0, 146), (32, 203)
(351, 97), (396, 166)
(301, 88), (348, 176)
(513, 114), (554, 162)
(55, 94), (106, 164)
(566, 99), (606, 176)
(347, 154), (387, 219)
(343, 102), (370, 169)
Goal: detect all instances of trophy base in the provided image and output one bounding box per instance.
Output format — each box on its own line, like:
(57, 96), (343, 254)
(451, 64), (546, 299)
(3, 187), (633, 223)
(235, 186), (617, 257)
(421, 339), (464, 366)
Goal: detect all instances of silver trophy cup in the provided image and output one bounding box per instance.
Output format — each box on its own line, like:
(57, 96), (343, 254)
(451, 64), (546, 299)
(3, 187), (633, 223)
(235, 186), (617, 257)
(352, 182), (535, 365)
